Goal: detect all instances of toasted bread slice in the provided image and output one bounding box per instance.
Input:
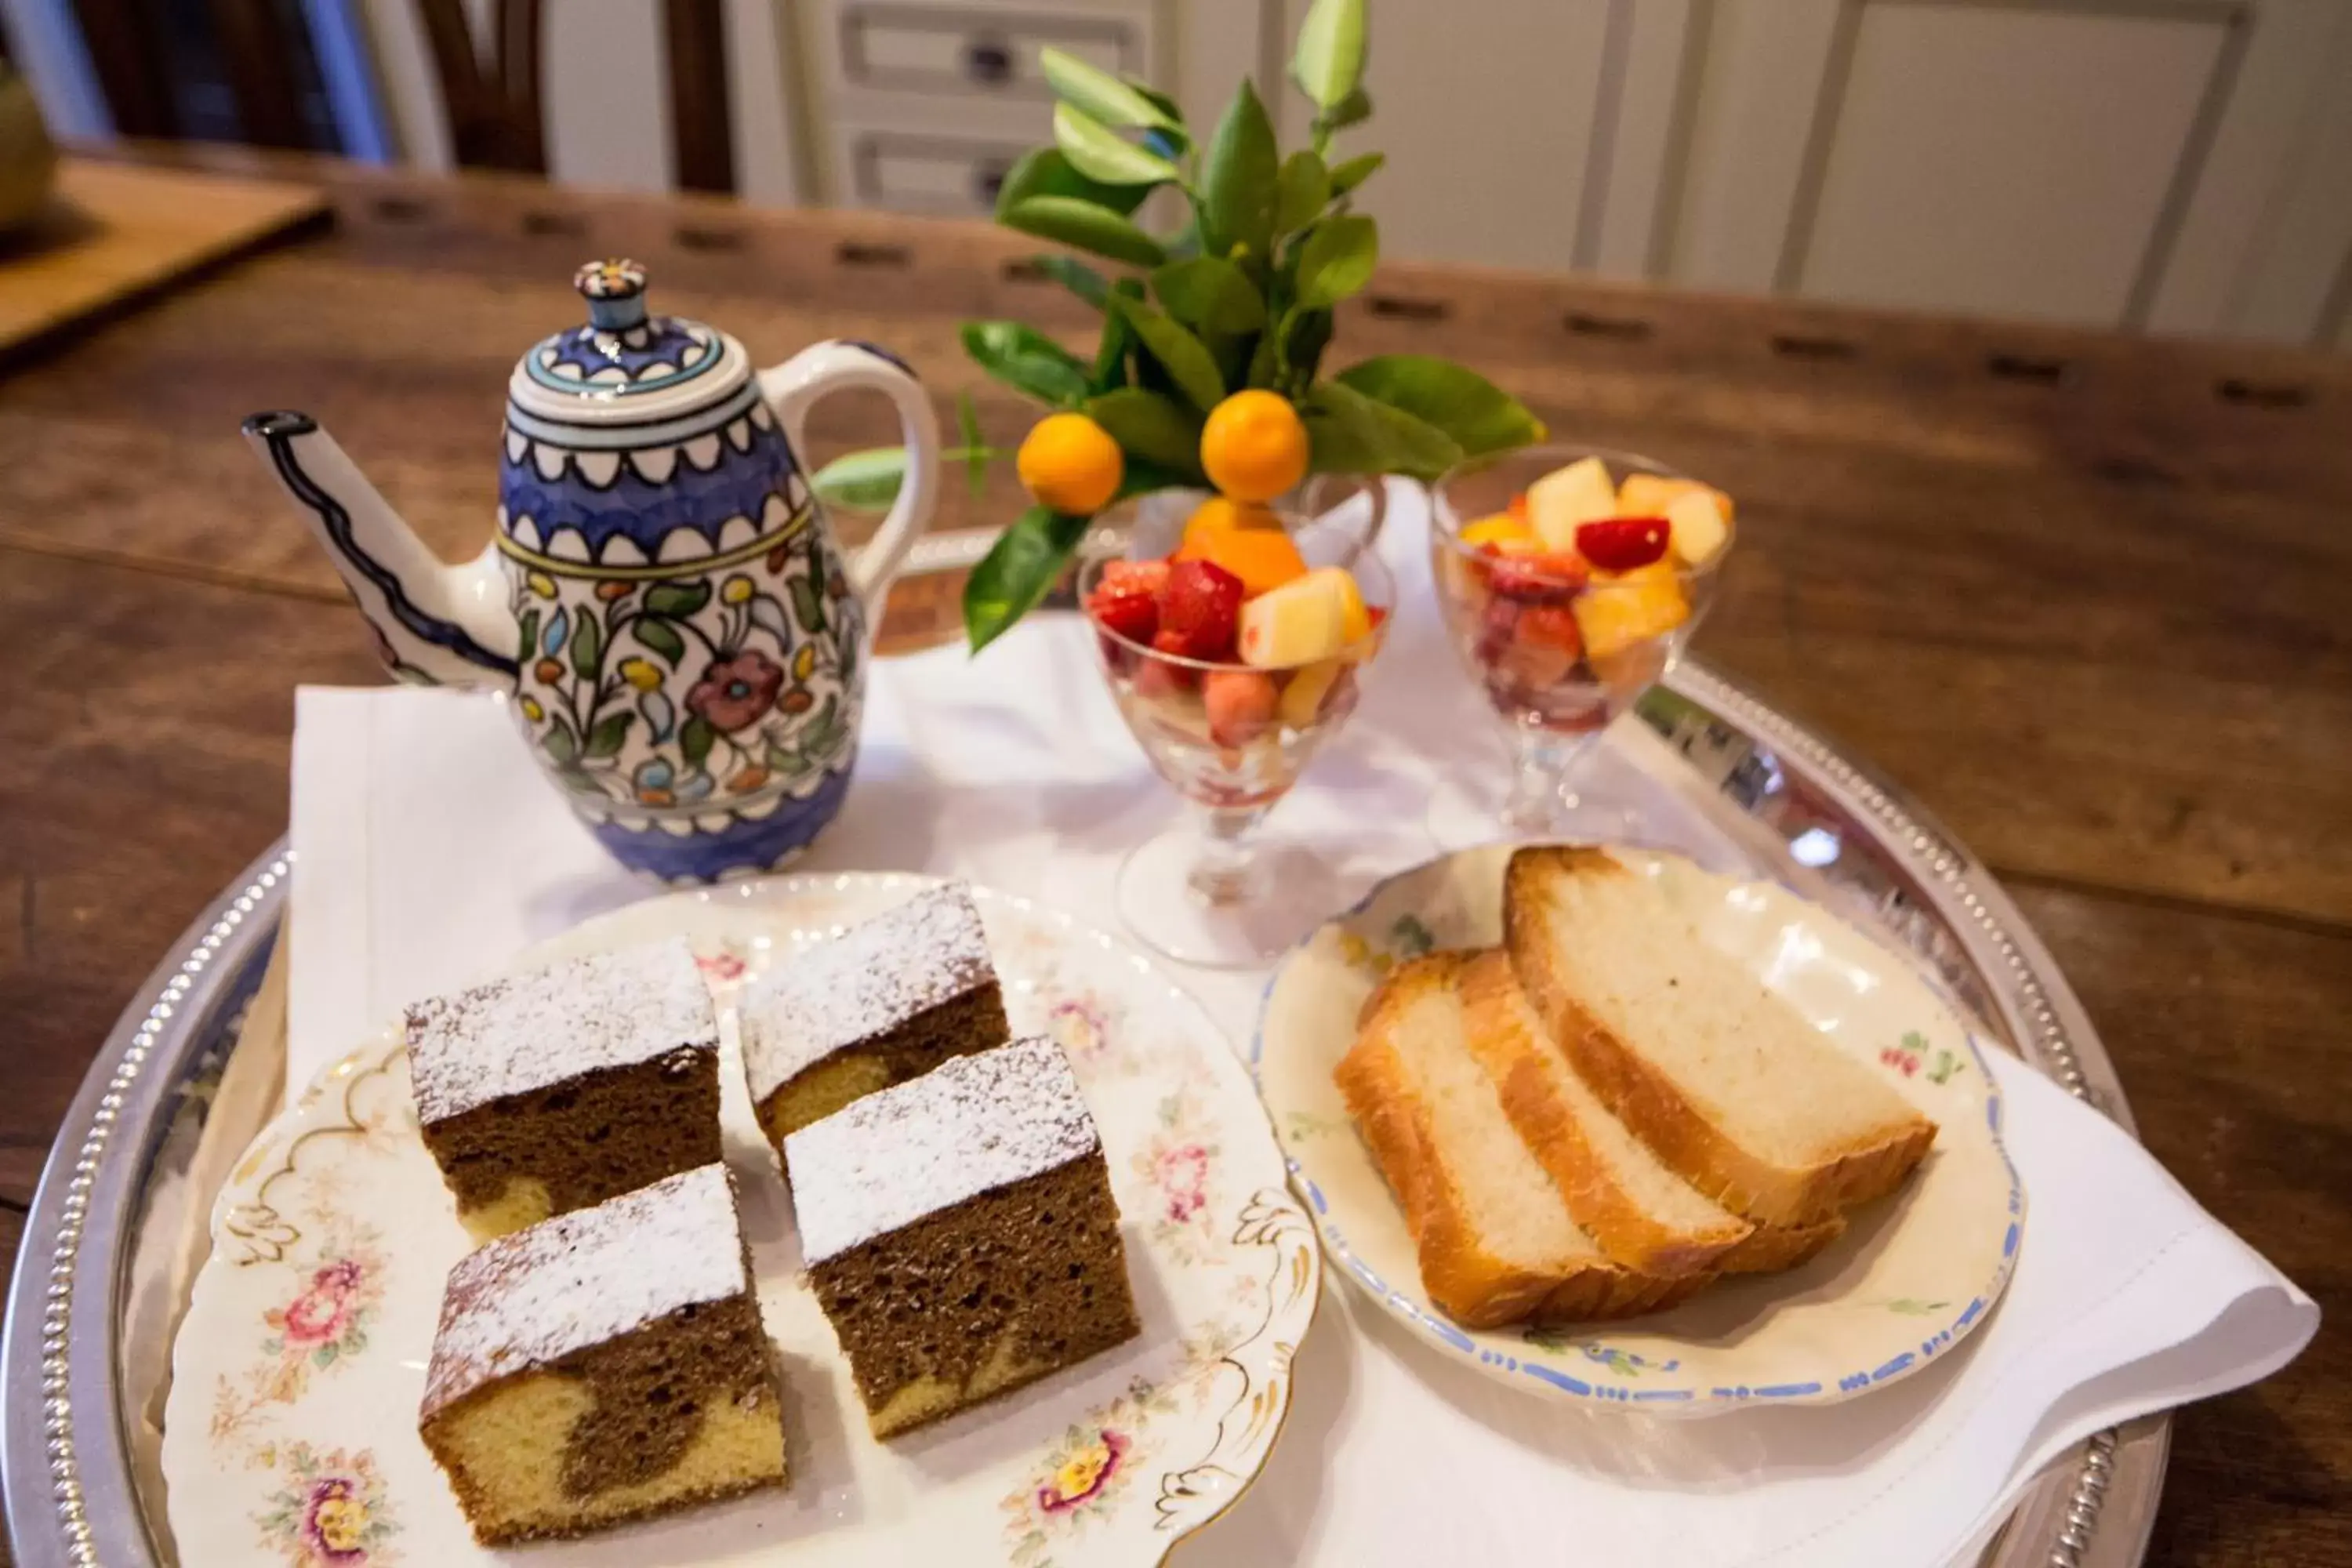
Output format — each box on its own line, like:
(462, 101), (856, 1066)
(1504, 848), (1936, 1227)
(1333, 953), (1704, 1328)
(1455, 950), (1753, 1278)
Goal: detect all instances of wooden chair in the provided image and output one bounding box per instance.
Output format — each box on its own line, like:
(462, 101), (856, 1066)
(419, 0), (735, 193)
(67, 0), (737, 192)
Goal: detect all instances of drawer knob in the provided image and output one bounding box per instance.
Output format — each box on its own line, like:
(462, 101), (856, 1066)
(965, 36), (1013, 84)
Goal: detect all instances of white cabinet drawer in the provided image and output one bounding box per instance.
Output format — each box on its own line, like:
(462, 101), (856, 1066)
(819, 0), (1155, 106)
(830, 124), (1037, 218)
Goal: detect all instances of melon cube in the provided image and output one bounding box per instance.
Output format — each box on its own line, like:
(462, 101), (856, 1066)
(1571, 562), (1690, 659)
(1526, 457), (1617, 551)
(1664, 490), (1729, 565)
(1238, 568), (1352, 668)
(1618, 474), (1733, 526)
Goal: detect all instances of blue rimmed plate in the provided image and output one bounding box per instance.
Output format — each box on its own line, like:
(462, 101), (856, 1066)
(1254, 844), (2022, 1413)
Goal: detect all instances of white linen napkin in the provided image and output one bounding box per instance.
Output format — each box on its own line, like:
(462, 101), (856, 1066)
(285, 490), (2315, 1567)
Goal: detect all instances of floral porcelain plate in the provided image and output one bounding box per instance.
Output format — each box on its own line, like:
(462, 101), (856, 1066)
(1256, 844), (2023, 1414)
(161, 873), (1319, 1567)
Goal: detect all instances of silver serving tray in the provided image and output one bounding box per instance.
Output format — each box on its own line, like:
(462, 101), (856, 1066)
(1, 662), (2163, 1568)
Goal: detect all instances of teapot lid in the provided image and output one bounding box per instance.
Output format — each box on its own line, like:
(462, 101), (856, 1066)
(507, 260), (750, 426)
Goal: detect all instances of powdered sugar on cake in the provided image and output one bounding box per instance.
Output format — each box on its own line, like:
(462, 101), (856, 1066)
(739, 883), (996, 1102)
(786, 1036), (1102, 1264)
(421, 1163), (748, 1416)
(406, 937), (717, 1123)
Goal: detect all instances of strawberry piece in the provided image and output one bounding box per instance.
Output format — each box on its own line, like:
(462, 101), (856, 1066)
(1138, 632), (1199, 695)
(1086, 557), (1170, 648)
(1087, 583), (1160, 644)
(1472, 597), (1522, 666)
(1157, 559), (1246, 662)
(1574, 516), (1671, 572)
(1203, 668), (1279, 747)
(1515, 604), (1584, 655)
(1102, 558), (1171, 597)
(1486, 548), (1589, 603)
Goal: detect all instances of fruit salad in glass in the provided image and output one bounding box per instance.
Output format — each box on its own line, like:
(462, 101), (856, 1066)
(1429, 445), (1734, 844)
(1081, 485), (1393, 967)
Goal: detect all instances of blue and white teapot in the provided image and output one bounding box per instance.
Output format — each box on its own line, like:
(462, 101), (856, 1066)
(245, 259), (940, 882)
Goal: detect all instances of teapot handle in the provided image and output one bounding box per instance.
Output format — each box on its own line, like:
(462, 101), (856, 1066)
(756, 342), (940, 633)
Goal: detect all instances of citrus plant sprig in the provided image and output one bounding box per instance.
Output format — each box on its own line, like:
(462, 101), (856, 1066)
(809, 0), (1544, 652)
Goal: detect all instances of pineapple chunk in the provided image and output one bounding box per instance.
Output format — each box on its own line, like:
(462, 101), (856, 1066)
(1238, 567), (1351, 668)
(1572, 562), (1690, 659)
(1664, 489), (1729, 564)
(1617, 474), (1733, 525)
(1526, 456), (1617, 551)
(1459, 514), (1537, 550)
(1278, 659), (1345, 728)
(1331, 568), (1371, 643)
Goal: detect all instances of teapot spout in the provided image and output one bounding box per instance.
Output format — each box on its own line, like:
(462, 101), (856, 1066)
(243, 411), (517, 689)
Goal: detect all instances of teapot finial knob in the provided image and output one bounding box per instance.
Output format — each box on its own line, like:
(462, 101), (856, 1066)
(574, 259), (650, 331)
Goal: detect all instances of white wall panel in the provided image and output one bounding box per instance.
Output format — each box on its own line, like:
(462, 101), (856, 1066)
(1791, 4), (2224, 325)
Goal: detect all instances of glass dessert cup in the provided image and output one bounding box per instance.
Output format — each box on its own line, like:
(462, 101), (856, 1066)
(1427, 443), (1734, 847)
(1083, 499), (1394, 968)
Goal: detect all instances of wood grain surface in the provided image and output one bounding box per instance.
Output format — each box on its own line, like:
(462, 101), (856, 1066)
(0, 151), (2346, 1566)
(0, 158), (329, 364)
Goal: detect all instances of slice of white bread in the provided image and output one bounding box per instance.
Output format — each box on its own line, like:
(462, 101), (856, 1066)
(1504, 847), (1937, 1228)
(1333, 952), (1706, 1327)
(1456, 950), (1753, 1278)
(1717, 1214), (1846, 1274)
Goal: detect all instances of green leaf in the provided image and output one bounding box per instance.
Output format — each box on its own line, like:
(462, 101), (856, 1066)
(515, 608), (540, 665)
(1029, 253), (1110, 310)
(680, 714), (715, 767)
(1200, 79), (1279, 263)
(1053, 102), (1180, 188)
(644, 580), (712, 619)
(1305, 379), (1464, 480)
(1087, 388), (1206, 476)
(1125, 77), (1186, 127)
(1109, 296), (1226, 413)
(1276, 150), (1330, 234)
(568, 609), (602, 681)
(961, 321), (1092, 407)
(543, 715), (580, 764)
(1336, 355), (1547, 457)
(993, 147), (1151, 217)
(1041, 46), (1178, 131)
(964, 506), (1091, 653)
(586, 710), (633, 757)
(1090, 281), (1140, 391)
(1000, 196), (1167, 269)
(789, 572), (828, 635)
(1115, 454), (1196, 501)
(1323, 85), (1373, 129)
(1246, 320), (1283, 389)
(1291, 0), (1367, 110)
(1294, 214), (1378, 307)
(1150, 256), (1267, 335)
(636, 617), (686, 666)
(1286, 307), (1335, 384)
(1328, 151), (1385, 194)
(809, 447), (906, 512)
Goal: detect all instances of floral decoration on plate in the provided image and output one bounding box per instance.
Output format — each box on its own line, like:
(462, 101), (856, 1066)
(164, 874), (1318, 1566)
(1255, 843), (2024, 1413)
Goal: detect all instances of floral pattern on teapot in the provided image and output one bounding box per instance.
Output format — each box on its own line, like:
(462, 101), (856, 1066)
(508, 523), (864, 814)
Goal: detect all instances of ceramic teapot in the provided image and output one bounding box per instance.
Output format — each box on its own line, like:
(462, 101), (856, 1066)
(244, 259), (939, 883)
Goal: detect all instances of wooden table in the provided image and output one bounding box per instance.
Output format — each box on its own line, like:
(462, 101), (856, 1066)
(2, 151), (2347, 1566)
